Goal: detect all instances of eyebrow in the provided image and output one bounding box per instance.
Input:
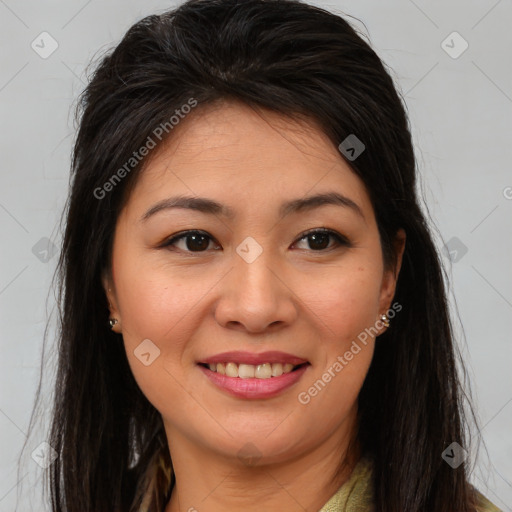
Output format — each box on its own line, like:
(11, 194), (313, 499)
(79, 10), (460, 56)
(140, 192), (365, 222)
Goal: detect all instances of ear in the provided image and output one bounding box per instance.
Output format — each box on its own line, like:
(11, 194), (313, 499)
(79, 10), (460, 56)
(378, 228), (406, 316)
(102, 269), (122, 332)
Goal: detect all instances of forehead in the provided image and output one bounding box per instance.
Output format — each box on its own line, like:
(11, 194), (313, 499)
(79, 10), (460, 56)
(120, 100), (374, 222)
(148, 100), (339, 172)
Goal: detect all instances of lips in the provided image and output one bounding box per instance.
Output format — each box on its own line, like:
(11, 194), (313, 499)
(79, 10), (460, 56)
(199, 363), (309, 399)
(197, 351), (310, 399)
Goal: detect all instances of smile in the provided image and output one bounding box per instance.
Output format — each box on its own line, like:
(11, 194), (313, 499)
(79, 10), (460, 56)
(197, 350), (311, 399)
(200, 362), (305, 379)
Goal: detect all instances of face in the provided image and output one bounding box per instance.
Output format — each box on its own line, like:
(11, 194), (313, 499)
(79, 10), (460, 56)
(104, 100), (405, 467)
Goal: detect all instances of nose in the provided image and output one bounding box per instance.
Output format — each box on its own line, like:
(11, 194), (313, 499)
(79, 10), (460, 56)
(214, 247), (298, 334)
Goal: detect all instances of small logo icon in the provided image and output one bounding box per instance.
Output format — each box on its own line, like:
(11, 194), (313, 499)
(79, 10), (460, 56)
(442, 236), (468, 263)
(237, 442), (262, 466)
(503, 186), (512, 200)
(32, 237), (58, 263)
(338, 134), (365, 161)
(31, 441), (57, 469)
(441, 442), (468, 468)
(134, 339), (161, 366)
(236, 236), (263, 263)
(441, 32), (468, 59)
(31, 31), (59, 59)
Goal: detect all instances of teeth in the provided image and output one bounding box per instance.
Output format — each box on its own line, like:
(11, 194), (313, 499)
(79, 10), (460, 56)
(255, 363), (272, 379)
(271, 363), (283, 377)
(225, 362), (238, 378)
(206, 362), (300, 379)
(238, 364), (255, 379)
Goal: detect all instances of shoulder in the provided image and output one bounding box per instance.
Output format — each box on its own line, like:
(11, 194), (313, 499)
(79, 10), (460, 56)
(319, 457), (504, 512)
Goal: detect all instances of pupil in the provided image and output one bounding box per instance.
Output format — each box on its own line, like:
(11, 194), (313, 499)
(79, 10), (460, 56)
(187, 234), (209, 251)
(309, 233), (329, 250)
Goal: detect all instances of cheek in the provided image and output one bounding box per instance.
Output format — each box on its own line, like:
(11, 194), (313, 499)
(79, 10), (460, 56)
(112, 256), (210, 403)
(297, 261), (383, 344)
(115, 275), (205, 421)
(115, 259), (206, 348)
(293, 262), (381, 425)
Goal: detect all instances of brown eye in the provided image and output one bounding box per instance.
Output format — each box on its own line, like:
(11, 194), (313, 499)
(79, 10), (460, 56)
(162, 230), (218, 252)
(294, 229), (350, 251)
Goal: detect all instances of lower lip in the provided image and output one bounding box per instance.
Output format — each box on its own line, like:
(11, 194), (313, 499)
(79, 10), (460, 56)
(199, 364), (309, 399)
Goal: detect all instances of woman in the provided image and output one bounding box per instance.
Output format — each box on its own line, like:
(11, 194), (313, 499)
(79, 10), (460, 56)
(37, 0), (502, 510)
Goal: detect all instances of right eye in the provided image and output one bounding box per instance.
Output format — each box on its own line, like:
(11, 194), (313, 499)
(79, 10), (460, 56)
(161, 230), (221, 253)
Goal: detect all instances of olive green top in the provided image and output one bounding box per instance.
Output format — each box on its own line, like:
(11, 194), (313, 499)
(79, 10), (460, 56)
(318, 456), (502, 512)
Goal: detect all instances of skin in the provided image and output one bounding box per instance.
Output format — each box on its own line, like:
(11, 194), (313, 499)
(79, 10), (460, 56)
(104, 100), (405, 512)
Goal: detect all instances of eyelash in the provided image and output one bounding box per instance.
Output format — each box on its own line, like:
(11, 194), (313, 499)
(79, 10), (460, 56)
(160, 228), (351, 254)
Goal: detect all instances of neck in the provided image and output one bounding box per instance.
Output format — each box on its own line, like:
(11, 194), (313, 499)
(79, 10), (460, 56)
(163, 415), (360, 512)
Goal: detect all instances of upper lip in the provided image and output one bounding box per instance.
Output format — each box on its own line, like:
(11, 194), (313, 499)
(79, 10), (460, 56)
(199, 351), (308, 366)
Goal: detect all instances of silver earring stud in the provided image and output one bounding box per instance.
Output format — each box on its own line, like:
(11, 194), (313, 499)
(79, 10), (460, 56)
(109, 318), (119, 329)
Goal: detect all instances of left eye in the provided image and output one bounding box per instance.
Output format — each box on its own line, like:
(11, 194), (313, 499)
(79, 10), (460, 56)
(293, 228), (350, 251)
(161, 228), (349, 253)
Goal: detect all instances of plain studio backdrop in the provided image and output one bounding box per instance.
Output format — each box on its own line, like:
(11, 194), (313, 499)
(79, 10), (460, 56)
(0, 1), (511, 510)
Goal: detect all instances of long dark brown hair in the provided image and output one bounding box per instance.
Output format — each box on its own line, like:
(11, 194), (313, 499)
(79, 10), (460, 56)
(21, 0), (484, 510)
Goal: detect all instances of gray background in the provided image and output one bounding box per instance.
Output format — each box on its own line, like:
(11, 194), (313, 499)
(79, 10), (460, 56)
(1, 0), (511, 510)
